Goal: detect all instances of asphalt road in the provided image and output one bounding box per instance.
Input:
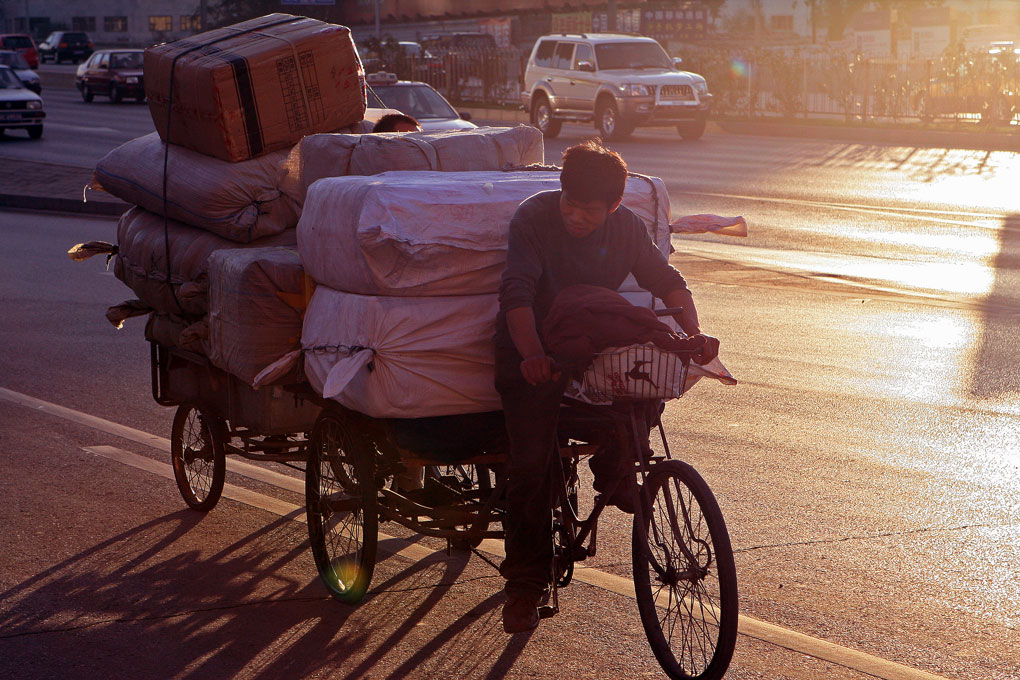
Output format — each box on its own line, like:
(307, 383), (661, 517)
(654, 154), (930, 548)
(1, 93), (1018, 679)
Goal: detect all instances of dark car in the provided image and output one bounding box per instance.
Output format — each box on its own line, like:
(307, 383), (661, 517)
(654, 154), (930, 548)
(0, 34), (38, 68)
(0, 65), (45, 139)
(76, 49), (145, 103)
(38, 31), (93, 64)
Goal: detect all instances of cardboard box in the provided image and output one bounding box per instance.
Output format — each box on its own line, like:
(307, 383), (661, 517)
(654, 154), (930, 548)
(145, 14), (366, 162)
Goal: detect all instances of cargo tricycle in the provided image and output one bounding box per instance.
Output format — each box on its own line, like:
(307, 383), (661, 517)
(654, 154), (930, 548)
(152, 312), (738, 680)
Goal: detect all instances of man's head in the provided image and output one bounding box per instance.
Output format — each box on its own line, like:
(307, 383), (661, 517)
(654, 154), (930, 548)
(372, 113), (423, 133)
(558, 140), (628, 238)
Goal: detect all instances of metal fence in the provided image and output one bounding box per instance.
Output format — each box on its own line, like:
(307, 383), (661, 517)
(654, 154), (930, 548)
(367, 42), (1020, 127)
(668, 45), (1020, 126)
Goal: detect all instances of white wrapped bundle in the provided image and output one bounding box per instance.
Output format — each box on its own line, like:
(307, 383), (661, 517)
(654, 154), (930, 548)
(302, 287), (501, 418)
(297, 170), (670, 296)
(114, 207), (296, 317)
(207, 247), (305, 386)
(93, 133), (298, 242)
(278, 126), (545, 204)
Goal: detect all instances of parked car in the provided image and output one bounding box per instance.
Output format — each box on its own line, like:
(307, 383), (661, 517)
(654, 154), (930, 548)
(0, 34), (38, 69)
(0, 50), (40, 93)
(38, 31), (93, 64)
(0, 65), (44, 139)
(521, 33), (713, 140)
(75, 49), (145, 103)
(365, 72), (476, 131)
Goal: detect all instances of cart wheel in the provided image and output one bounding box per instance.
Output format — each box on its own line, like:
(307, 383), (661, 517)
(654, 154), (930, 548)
(632, 460), (738, 680)
(170, 403), (226, 512)
(306, 410), (378, 604)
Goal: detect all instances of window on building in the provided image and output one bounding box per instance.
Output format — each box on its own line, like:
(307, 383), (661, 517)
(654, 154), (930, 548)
(104, 16), (128, 33)
(72, 16), (96, 32)
(770, 15), (793, 32)
(180, 15), (202, 32)
(149, 16), (172, 32)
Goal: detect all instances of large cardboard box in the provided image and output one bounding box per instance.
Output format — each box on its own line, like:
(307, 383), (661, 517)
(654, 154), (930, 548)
(145, 14), (366, 162)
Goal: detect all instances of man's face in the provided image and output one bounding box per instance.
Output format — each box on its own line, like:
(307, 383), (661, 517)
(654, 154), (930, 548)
(559, 192), (616, 238)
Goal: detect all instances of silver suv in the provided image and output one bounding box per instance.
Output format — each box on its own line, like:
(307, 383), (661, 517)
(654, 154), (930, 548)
(521, 33), (712, 141)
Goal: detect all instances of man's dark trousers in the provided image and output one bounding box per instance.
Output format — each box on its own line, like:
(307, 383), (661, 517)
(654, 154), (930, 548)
(495, 346), (568, 600)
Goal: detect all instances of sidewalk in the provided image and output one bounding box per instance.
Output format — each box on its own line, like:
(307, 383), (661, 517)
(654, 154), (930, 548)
(0, 159), (128, 216)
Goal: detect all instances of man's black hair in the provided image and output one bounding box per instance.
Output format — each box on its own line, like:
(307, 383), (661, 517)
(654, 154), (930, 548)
(560, 139), (628, 205)
(372, 113), (422, 132)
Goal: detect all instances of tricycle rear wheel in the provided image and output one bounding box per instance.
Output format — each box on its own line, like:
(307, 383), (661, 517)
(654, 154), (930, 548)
(306, 410), (378, 604)
(170, 403), (226, 511)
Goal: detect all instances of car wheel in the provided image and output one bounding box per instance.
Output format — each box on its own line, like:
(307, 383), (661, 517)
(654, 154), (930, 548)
(135, 93), (146, 103)
(81, 85), (93, 103)
(676, 117), (707, 140)
(110, 85), (122, 104)
(0, 128), (6, 138)
(530, 94), (561, 139)
(595, 99), (633, 141)
(28, 125), (42, 140)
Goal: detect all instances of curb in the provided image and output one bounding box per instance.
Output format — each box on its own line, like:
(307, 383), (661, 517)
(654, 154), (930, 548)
(0, 193), (127, 216)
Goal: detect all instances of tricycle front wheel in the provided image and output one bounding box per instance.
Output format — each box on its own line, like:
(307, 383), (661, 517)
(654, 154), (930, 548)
(632, 460), (738, 680)
(170, 403), (226, 511)
(306, 410), (378, 604)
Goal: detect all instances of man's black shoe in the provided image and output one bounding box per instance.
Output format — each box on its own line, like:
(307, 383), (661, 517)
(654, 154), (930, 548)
(502, 594), (540, 634)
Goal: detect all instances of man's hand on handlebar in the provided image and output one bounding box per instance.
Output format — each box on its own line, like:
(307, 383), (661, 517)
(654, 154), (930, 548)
(520, 355), (562, 385)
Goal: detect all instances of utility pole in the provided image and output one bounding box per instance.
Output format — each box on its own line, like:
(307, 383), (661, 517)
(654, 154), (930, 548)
(375, 0), (381, 40)
(607, 0), (617, 32)
(24, 0), (30, 35)
(199, 0), (207, 31)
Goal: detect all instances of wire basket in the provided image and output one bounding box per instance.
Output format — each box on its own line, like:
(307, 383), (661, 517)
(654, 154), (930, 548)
(575, 344), (691, 403)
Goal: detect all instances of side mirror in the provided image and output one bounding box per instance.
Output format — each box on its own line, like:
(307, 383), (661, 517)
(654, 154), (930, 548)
(577, 60), (595, 72)
(459, 111), (472, 121)
(673, 57), (684, 69)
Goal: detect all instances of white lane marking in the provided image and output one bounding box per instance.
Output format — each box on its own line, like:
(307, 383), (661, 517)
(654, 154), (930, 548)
(5, 388), (949, 680)
(42, 122), (124, 134)
(683, 190), (1006, 227)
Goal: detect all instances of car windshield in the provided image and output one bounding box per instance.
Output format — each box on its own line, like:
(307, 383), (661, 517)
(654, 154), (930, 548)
(594, 41), (672, 70)
(110, 52), (142, 69)
(3, 36), (33, 48)
(0, 52), (29, 69)
(372, 84), (458, 119)
(0, 67), (25, 88)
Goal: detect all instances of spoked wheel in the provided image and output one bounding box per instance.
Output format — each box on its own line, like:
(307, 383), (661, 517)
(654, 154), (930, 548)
(306, 410), (378, 604)
(632, 460), (738, 680)
(170, 403), (226, 511)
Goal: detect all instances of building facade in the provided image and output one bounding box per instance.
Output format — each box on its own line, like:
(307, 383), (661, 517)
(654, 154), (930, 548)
(0, 0), (204, 46)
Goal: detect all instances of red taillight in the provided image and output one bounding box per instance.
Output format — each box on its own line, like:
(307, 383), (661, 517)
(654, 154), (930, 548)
(58, 41), (67, 48)
(88, 42), (93, 49)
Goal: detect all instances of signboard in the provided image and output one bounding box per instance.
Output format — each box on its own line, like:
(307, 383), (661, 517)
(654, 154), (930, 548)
(592, 9), (642, 34)
(551, 12), (592, 35)
(479, 17), (512, 48)
(642, 3), (708, 42)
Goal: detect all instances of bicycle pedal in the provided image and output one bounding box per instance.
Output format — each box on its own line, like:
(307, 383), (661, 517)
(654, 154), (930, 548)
(537, 605), (558, 619)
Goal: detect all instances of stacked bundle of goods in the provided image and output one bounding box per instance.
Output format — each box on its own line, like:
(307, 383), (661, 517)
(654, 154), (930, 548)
(289, 169), (674, 418)
(87, 14), (366, 383)
(83, 14), (546, 390)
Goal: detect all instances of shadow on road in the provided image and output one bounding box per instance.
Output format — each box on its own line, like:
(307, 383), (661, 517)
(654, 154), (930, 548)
(0, 510), (523, 679)
(969, 213), (1020, 399)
